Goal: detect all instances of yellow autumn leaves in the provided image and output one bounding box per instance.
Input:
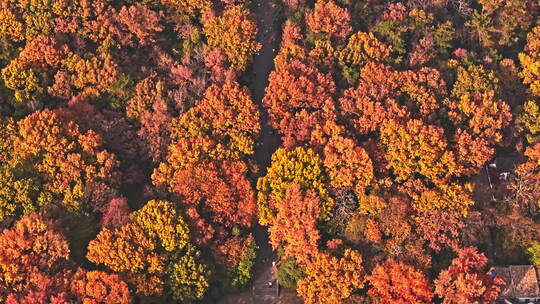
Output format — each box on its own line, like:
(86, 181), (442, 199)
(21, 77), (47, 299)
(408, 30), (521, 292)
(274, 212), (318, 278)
(203, 5), (260, 72)
(87, 200), (210, 301)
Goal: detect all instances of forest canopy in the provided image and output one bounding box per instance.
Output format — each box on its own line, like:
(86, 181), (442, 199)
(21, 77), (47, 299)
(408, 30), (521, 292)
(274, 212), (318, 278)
(0, 0), (538, 303)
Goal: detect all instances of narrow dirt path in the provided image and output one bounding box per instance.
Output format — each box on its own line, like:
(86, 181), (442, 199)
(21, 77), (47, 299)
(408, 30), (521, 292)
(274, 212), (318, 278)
(218, 0), (281, 303)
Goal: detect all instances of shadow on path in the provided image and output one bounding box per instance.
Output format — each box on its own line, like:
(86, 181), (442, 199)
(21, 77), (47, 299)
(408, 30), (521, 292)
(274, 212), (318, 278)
(249, 0), (281, 302)
(218, 0), (282, 303)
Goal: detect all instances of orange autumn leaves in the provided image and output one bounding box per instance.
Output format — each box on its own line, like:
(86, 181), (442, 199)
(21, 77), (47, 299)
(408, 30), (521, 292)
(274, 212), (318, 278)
(262, 31), (502, 227)
(70, 270), (131, 304)
(260, 153), (366, 304)
(310, 120), (374, 192)
(148, 79), (259, 295)
(0, 214), (131, 304)
(0, 0), (164, 109)
(263, 55), (337, 147)
(268, 184), (321, 266)
(154, 81), (260, 169)
(0, 0), (265, 302)
(306, 0), (352, 42)
(0, 0), (534, 302)
(367, 259), (433, 304)
(0, 214), (70, 299)
(259, 1), (516, 303)
(266, 182), (365, 304)
(87, 200), (209, 301)
(297, 249), (364, 304)
(434, 248), (505, 304)
(153, 81), (258, 244)
(0, 80), (261, 302)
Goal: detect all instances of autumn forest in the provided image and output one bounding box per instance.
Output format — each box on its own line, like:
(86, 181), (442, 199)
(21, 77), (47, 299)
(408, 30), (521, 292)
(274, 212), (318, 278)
(0, 0), (539, 303)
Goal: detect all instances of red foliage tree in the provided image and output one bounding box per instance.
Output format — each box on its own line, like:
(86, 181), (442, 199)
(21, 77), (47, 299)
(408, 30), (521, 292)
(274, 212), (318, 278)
(281, 20), (304, 49)
(102, 197), (131, 229)
(264, 57), (337, 147)
(452, 129), (495, 176)
(306, 0), (352, 42)
(269, 184), (321, 266)
(415, 209), (465, 252)
(157, 160), (256, 245)
(138, 97), (174, 165)
(115, 5), (163, 47)
(5, 271), (73, 304)
(367, 259), (433, 304)
(126, 75), (173, 164)
(435, 247), (505, 304)
(407, 35), (435, 67)
(204, 48), (237, 85)
(0, 214), (71, 302)
(82, 3), (163, 48)
(56, 96), (148, 184)
(70, 269), (131, 304)
(18, 35), (70, 70)
(339, 62), (408, 134)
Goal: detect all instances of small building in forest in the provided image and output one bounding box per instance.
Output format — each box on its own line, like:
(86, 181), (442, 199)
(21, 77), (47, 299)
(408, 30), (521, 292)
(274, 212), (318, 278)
(495, 265), (540, 303)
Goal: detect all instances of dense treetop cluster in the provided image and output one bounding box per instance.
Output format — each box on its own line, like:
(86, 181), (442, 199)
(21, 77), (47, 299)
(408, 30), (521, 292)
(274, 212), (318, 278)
(263, 0), (539, 303)
(0, 0), (538, 303)
(0, 0), (260, 302)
